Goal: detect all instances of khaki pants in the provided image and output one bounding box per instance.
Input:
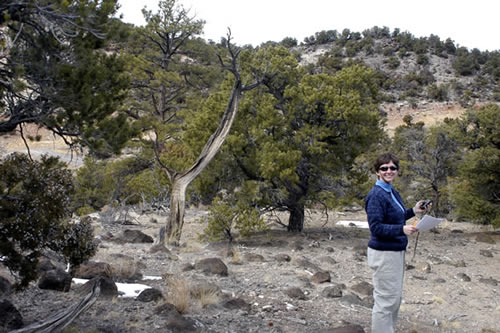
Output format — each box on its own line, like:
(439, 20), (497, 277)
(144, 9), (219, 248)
(367, 248), (405, 333)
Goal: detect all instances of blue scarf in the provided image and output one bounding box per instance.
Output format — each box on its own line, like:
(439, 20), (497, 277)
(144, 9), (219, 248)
(376, 180), (404, 212)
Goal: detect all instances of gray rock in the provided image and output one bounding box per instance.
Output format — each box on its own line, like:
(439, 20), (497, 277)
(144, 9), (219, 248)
(0, 299), (23, 330)
(322, 284), (344, 298)
(136, 287), (163, 302)
(311, 271), (331, 284)
(194, 258), (228, 276)
(480, 249), (494, 257)
(0, 275), (12, 296)
(285, 287), (307, 300)
(223, 298), (251, 311)
(479, 277), (498, 286)
(318, 256), (338, 265)
(350, 281), (373, 296)
(38, 268), (72, 292)
(275, 254), (291, 262)
(243, 253), (265, 262)
(456, 273), (471, 282)
(120, 229), (154, 243)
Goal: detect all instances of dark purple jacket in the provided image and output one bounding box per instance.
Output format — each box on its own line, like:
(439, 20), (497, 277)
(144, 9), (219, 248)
(365, 184), (415, 251)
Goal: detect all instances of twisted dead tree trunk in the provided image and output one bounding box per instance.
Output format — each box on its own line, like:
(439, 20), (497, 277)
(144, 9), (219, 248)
(10, 280), (101, 333)
(154, 33), (259, 246)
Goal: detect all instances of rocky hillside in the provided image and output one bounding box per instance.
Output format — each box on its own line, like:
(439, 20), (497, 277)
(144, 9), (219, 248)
(290, 28), (499, 106)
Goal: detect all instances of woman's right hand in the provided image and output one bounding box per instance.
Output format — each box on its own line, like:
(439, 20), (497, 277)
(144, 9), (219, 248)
(403, 225), (418, 235)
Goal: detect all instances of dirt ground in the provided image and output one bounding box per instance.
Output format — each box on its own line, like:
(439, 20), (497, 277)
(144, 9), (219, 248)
(4, 207), (499, 333)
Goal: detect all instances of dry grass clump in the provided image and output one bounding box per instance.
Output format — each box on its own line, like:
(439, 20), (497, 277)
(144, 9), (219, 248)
(110, 258), (142, 282)
(197, 287), (220, 308)
(167, 278), (191, 314)
(190, 282), (221, 308)
(229, 248), (242, 264)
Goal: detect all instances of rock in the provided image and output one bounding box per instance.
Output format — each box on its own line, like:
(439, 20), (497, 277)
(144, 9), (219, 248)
(456, 273), (471, 282)
(166, 314), (201, 332)
(322, 284), (344, 298)
(223, 298), (251, 311)
(150, 244), (172, 254)
(37, 257), (58, 273)
(120, 229), (154, 243)
(78, 277), (119, 298)
(480, 249), (494, 257)
(38, 268), (72, 292)
(311, 271), (331, 284)
(136, 287), (163, 302)
(194, 258), (228, 276)
(181, 262), (195, 271)
(275, 254), (291, 262)
(0, 299), (23, 330)
(0, 275), (12, 296)
(350, 281), (373, 296)
(341, 293), (367, 307)
(479, 277), (498, 286)
(243, 253), (265, 262)
(72, 261), (113, 279)
(293, 257), (321, 272)
(154, 302), (180, 317)
(318, 256), (338, 265)
(285, 287), (307, 300)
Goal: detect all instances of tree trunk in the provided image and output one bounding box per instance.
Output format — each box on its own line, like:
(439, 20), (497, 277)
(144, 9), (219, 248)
(165, 178), (188, 246)
(286, 159), (309, 232)
(287, 203), (305, 232)
(10, 279), (100, 333)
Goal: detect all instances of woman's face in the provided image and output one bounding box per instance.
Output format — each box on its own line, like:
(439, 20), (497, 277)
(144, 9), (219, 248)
(376, 160), (398, 184)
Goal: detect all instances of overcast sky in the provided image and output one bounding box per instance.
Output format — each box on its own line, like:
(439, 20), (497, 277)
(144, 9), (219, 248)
(117, 0), (500, 52)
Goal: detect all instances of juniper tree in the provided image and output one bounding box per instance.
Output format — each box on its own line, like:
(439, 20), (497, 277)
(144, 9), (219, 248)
(190, 46), (385, 233)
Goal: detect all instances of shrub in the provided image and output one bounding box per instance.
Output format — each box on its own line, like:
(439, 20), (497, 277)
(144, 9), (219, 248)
(427, 84), (449, 101)
(385, 56), (400, 69)
(417, 54), (429, 65)
(73, 157), (165, 215)
(0, 153), (96, 289)
(202, 195), (266, 243)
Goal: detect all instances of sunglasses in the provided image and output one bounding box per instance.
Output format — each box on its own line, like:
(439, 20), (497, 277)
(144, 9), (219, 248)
(379, 166), (398, 171)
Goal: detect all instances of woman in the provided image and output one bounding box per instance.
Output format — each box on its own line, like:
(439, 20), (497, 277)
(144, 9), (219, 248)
(365, 153), (426, 333)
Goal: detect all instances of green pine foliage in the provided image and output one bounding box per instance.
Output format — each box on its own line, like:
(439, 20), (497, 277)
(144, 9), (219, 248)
(450, 104), (500, 226)
(73, 157), (167, 215)
(0, 153), (96, 289)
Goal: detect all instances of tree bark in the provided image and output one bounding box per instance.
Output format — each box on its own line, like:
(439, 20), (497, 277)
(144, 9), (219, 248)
(165, 177), (188, 245)
(287, 203), (305, 232)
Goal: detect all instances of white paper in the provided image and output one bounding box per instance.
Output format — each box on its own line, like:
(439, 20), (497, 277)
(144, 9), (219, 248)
(415, 215), (444, 231)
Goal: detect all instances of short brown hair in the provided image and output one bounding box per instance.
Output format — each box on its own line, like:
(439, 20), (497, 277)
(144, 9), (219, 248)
(373, 153), (399, 172)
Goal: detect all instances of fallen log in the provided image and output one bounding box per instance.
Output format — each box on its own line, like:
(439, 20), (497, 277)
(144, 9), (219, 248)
(10, 279), (101, 333)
